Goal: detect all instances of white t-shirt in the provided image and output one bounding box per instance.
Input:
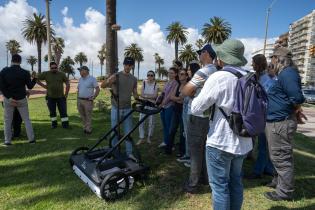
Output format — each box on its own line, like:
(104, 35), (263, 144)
(77, 75), (98, 98)
(191, 66), (252, 155)
(141, 80), (159, 103)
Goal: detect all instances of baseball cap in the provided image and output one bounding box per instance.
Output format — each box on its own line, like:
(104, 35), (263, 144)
(123, 57), (135, 65)
(77, 66), (89, 71)
(197, 44), (217, 60)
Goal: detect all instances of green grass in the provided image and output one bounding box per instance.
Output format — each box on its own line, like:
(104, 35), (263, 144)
(1, 92), (315, 210)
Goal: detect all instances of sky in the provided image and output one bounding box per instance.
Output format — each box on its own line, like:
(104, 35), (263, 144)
(0, 0), (314, 78)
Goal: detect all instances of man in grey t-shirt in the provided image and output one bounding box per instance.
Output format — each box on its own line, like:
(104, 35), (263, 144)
(101, 57), (139, 160)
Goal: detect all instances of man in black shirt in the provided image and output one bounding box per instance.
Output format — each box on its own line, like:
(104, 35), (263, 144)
(0, 54), (37, 146)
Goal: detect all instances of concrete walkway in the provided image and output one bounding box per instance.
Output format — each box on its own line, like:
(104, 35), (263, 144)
(298, 106), (315, 139)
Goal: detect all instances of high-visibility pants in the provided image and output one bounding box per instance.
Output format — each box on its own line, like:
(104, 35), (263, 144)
(46, 96), (69, 127)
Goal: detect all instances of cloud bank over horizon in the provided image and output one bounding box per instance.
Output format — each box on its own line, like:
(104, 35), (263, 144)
(0, 0), (276, 78)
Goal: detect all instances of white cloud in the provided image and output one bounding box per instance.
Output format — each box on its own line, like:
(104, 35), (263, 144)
(0, 0), (277, 78)
(61, 6), (68, 16)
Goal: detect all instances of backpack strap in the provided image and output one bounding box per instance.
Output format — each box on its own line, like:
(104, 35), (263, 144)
(143, 80), (146, 91)
(220, 67), (243, 79)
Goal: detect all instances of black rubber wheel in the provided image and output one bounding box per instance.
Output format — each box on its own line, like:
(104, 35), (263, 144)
(100, 172), (129, 201)
(69, 147), (89, 166)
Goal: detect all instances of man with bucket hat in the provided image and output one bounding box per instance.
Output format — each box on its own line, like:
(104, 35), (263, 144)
(181, 44), (217, 194)
(191, 39), (253, 209)
(77, 66), (100, 134)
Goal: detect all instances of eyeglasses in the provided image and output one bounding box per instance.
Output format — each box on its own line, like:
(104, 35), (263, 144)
(147, 74), (154, 77)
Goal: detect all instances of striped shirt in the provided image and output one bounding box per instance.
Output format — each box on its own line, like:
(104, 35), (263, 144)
(187, 63), (217, 117)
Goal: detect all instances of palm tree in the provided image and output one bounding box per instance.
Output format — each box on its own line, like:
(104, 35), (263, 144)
(52, 37), (65, 66)
(106, 0), (117, 75)
(44, 54), (56, 63)
(124, 43), (143, 76)
(154, 53), (159, 71)
(6, 40), (22, 56)
(179, 44), (198, 68)
(59, 56), (75, 79)
(195, 39), (205, 49)
(166, 22), (188, 60)
(26, 56), (37, 71)
(157, 67), (168, 80)
(202, 16), (232, 44)
(22, 13), (55, 73)
(136, 54), (143, 80)
(155, 55), (164, 79)
(74, 52), (88, 67)
(98, 43), (106, 77)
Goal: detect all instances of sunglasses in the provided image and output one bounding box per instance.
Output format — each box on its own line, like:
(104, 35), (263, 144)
(147, 74), (154, 77)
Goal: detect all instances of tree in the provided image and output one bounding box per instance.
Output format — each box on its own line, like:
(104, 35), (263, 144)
(202, 16), (231, 44)
(6, 40), (22, 56)
(124, 43), (143, 76)
(179, 44), (198, 68)
(26, 56), (37, 71)
(154, 53), (159, 71)
(155, 55), (164, 79)
(44, 54), (55, 63)
(22, 13), (55, 73)
(156, 67), (168, 80)
(106, 0), (117, 75)
(74, 52), (88, 67)
(136, 54), (143, 80)
(52, 37), (65, 66)
(98, 43), (106, 77)
(59, 56), (75, 79)
(195, 38), (205, 49)
(166, 22), (188, 60)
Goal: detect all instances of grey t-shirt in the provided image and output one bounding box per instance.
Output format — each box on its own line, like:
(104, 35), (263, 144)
(111, 71), (137, 109)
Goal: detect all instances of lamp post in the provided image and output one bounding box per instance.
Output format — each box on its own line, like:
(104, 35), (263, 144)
(263, 0), (278, 55)
(45, 0), (52, 68)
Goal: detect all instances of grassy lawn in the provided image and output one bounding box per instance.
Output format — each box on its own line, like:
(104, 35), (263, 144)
(1, 91), (315, 210)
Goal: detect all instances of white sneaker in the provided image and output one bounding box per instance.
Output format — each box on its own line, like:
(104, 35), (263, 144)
(184, 162), (191, 168)
(158, 142), (166, 148)
(128, 154), (138, 162)
(136, 139), (145, 145)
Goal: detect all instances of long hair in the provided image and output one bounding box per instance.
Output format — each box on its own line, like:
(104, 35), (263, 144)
(189, 62), (200, 77)
(252, 54), (267, 74)
(275, 55), (298, 73)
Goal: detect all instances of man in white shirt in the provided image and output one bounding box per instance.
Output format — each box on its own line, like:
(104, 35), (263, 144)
(191, 39), (252, 210)
(77, 66), (100, 134)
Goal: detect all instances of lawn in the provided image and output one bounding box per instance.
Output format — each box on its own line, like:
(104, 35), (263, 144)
(0, 91), (315, 210)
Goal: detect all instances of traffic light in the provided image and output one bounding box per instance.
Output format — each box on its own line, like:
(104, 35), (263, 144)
(310, 45), (315, 57)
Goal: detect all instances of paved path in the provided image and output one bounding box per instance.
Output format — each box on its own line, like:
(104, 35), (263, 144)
(298, 106), (315, 139)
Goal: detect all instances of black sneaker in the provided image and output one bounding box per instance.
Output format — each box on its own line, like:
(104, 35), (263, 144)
(176, 156), (190, 163)
(264, 191), (292, 201)
(29, 140), (36, 144)
(85, 130), (92, 135)
(3, 142), (12, 147)
(183, 181), (198, 194)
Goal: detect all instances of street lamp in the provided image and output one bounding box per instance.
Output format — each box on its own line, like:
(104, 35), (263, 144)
(263, 0), (278, 55)
(45, 0), (52, 68)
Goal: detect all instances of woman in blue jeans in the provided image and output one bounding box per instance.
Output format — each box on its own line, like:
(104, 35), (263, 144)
(158, 67), (178, 148)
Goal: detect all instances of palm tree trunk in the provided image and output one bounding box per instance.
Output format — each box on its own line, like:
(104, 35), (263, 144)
(100, 64), (103, 77)
(175, 41), (178, 60)
(37, 41), (42, 73)
(106, 0), (117, 75)
(158, 63), (161, 79)
(132, 66), (135, 76)
(137, 61), (140, 80)
(31, 64), (34, 71)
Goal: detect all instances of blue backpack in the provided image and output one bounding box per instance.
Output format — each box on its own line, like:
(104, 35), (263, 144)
(218, 67), (268, 137)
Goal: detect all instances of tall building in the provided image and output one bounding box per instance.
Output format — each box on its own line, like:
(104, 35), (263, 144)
(252, 43), (275, 63)
(289, 10), (315, 85)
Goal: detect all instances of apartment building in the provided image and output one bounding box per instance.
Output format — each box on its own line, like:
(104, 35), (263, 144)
(289, 9), (315, 85)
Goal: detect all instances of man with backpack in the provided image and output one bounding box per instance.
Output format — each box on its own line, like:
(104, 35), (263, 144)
(191, 39), (260, 210)
(264, 47), (305, 201)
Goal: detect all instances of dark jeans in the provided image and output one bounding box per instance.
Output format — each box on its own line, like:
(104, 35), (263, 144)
(187, 115), (209, 187)
(47, 97), (68, 126)
(160, 106), (174, 145)
(165, 108), (185, 155)
(265, 116), (297, 199)
(13, 107), (22, 137)
(253, 132), (274, 175)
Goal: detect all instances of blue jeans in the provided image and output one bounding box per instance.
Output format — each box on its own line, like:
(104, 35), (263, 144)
(160, 106), (174, 145)
(253, 133), (274, 175)
(182, 97), (190, 157)
(206, 146), (246, 210)
(111, 106), (133, 155)
(166, 107), (185, 155)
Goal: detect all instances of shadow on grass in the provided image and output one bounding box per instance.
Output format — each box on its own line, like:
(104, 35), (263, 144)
(269, 204), (315, 210)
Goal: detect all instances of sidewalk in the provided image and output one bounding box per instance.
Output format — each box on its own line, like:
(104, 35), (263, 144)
(297, 106), (315, 139)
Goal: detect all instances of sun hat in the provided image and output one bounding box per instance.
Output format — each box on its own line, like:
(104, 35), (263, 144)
(214, 39), (247, 66)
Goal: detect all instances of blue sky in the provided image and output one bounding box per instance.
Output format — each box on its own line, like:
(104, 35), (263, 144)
(0, 0), (314, 77)
(24, 0), (314, 38)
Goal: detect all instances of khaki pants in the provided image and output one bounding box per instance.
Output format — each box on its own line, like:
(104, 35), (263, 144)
(77, 99), (93, 132)
(3, 97), (34, 143)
